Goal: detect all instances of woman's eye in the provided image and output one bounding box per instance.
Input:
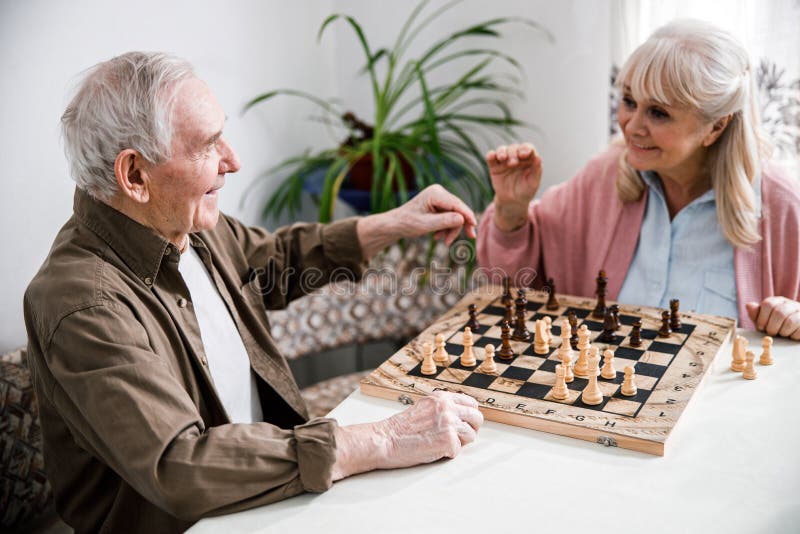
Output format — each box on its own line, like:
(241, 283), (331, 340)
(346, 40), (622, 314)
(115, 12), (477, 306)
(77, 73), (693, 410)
(622, 96), (636, 109)
(649, 107), (669, 119)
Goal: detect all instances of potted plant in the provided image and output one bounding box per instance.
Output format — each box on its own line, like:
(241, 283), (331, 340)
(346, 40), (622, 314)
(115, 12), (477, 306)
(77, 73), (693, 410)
(243, 0), (551, 224)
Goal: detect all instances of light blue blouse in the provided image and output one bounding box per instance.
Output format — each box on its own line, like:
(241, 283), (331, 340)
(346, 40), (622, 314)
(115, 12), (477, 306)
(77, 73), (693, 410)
(616, 171), (759, 319)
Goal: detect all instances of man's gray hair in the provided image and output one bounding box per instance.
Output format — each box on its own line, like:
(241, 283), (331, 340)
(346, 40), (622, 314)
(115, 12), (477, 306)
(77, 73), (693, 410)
(61, 52), (195, 201)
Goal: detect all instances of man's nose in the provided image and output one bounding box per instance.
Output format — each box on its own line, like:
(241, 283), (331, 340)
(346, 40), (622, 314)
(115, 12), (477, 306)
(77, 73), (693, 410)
(218, 137), (241, 173)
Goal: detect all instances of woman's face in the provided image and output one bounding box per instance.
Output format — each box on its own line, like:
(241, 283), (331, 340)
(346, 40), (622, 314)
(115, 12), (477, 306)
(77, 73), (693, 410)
(617, 83), (718, 181)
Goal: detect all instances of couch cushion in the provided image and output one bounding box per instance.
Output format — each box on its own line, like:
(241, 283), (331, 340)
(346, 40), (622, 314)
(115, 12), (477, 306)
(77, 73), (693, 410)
(0, 348), (53, 527)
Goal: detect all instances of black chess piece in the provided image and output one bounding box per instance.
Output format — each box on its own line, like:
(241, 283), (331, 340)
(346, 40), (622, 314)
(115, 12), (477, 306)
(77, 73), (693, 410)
(504, 300), (514, 326)
(599, 308), (617, 343)
(512, 291), (532, 342)
(569, 310), (579, 350)
(592, 270), (608, 319)
(467, 303), (480, 331)
(658, 310), (672, 337)
(502, 277), (512, 307)
(498, 321), (515, 360)
(609, 303), (620, 331)
(630, 319), (643, 347)
(545, 277), (560, 310)
(669, 299), (681, 331)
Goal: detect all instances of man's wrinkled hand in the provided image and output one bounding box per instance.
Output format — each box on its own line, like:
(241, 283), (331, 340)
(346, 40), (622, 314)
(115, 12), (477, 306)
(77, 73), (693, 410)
(395, 184), (477, 246)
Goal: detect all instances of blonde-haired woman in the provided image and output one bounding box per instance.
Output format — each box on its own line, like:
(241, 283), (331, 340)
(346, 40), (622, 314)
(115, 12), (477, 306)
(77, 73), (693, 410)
(477, 19), (800, 339)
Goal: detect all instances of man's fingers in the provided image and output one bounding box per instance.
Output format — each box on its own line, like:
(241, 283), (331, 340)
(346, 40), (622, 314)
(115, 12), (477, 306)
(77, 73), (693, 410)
(427, 187), (477, 228)
(449, 392), (479, 408)
(455, 420), (477, 446)
(456, 405), (484, 432)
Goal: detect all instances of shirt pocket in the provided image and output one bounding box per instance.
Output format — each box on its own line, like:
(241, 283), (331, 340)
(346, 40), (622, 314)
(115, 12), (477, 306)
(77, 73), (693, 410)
(696, 267), (738, 318)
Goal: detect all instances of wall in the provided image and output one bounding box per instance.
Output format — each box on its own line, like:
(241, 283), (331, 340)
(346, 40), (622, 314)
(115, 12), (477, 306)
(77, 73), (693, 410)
(0, 0), (612, 352)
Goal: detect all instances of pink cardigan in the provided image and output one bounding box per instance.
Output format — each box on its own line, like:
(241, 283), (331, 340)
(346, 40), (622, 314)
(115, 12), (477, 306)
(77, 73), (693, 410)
(477, 145), (800, 328)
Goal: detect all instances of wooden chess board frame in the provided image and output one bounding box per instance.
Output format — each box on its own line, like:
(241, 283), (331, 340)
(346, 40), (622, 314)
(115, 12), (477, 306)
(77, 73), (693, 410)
(360, 285), (737, 456)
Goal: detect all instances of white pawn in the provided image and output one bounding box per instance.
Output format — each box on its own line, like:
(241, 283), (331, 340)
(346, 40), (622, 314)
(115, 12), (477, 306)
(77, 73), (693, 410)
(550, 364), (569, 401)
(562, 351), (574, 383)
(574, 340), (590, 378)
(421, 342), (437, 375)
(534, 319), (549, 354)
(759, 336), (774, 365)
(481, 344), (498, 373)
(434, 333), (449, 365)
(461, 327), (476, 366)
(557, 319), (574, 362)
(621, 366), (637, 396)
(743, 350), (757, 380)
(731, 335), (746, 372)
(600, 349), (617, 379)
(580, 352), (603, 405)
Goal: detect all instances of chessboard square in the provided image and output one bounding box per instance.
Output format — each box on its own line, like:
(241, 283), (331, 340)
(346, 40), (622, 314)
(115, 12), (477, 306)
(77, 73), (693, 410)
(639, 351), (673, 367)
(485, 324), (506, 338)
(482, 305), (506, 316)
(462, 372), (498, 389)
(522, 344), (556, 358)
(525, 301), (544, 312)
(581, 319), (604, 331)
(536, 359), (560, 373)
(614, 346), (646, 360)
(528, 370), (556, 386)
(647, 340), (682, 355)
(488, 377), (525, 394)
(635, 375), (658, 391)
(632, 361), (667, 378)
(565, 307), (591, 319)
(515, 382), (553, 399)
(501, 366), (535, 381)
(437, 367), (472, 383)
(463, 323), (491, 335)
(598, 370), (624, 385)
(592, 333), (625, 345)
(444, 342), (463, 356)
(531, 312), (559, 322)
(510, 355), (545, 370)
(612, 387), (651, 404)
(640, 328), (659, 340)
(603, 398), (641, 417)
(598, 380), (620, 397)
(408, 362), (444, 379)
(473, 336), (498, 349)
(566, 377), (590, 391)
(545, 388), (581, 405)
(449, 359), (480, 372)
(573, 395), (611, 411)
(618, 314), (640, 326)
(675, 323), (696, 335)
(477, 313), (501, 326)
(510, 340), (531, 354)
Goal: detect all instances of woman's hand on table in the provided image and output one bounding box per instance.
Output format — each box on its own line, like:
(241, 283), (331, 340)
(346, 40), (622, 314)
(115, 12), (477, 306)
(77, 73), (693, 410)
(746, 296), (800, 340)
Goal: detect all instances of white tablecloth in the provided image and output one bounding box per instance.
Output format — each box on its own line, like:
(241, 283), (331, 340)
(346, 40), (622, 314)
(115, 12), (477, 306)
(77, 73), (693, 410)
(190, 330), (800, 534)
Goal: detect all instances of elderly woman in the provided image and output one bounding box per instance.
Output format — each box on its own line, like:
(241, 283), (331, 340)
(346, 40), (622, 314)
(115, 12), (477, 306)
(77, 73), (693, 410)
(477, 19), (800, 339)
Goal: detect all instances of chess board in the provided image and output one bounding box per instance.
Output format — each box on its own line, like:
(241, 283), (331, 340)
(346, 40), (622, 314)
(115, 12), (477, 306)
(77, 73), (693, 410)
(360, 286), (737, 455)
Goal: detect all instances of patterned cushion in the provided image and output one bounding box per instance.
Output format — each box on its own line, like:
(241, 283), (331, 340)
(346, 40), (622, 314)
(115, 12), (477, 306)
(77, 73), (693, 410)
(0, 348), (53, 527)
(301, 370), (373, 419)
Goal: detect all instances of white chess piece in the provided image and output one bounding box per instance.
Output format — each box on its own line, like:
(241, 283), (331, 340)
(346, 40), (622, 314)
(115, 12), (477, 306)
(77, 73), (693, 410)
(481, 344), (498, 373)
(581, 352), (603, 405)
(421, 341), (437, 375)
(759, 336), (774, 366)
(600, 349), (616, 379)
(557, 318), (573, 362)
(461, 327), (476, 366)
(743, 350), (757, 380)
(551, 364), (569, 401)
(621, 366), (637, 396)
(534, 319), (549, 354)
(434, 333), (449, 365)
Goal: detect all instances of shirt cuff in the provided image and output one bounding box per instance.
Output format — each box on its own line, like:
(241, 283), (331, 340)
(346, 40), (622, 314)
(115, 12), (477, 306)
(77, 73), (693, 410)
(321, 217), (367, 278)
(294, 418), (338, 493)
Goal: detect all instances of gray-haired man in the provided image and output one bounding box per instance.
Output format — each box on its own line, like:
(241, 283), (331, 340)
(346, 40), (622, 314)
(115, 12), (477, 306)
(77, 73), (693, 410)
(25, 52), (483, 533)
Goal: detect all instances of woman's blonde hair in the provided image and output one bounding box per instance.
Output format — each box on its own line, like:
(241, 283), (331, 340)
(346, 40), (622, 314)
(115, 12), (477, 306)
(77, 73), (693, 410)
(615, 19), (771, 248)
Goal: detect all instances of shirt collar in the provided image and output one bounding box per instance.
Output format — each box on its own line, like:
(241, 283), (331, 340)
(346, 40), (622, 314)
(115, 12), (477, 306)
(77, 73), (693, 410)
(641, 170), (763, 216)
(73, 188), (181, 287)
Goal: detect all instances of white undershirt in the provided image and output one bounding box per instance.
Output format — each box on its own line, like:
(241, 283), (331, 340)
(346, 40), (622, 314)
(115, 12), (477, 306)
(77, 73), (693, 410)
(177, 245), (263, 424)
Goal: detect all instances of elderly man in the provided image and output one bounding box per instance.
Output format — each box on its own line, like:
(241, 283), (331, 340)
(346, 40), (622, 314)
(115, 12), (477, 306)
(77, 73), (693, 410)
(24, 52), (483, 533)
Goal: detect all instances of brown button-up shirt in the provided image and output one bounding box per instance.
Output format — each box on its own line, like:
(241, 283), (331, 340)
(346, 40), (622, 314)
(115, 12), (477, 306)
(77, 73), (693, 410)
(24, 188), (366, 533)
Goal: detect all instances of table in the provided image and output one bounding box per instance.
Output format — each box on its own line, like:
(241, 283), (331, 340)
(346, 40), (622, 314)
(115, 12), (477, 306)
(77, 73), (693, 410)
(190, 329), (800, 534)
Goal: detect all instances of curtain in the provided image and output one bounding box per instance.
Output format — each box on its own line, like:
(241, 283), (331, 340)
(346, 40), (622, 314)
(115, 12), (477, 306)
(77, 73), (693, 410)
(609, 0), (800, 179)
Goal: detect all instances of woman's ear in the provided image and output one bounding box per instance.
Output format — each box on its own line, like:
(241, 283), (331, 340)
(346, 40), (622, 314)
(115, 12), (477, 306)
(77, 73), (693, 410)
(703, 114), (733, 147)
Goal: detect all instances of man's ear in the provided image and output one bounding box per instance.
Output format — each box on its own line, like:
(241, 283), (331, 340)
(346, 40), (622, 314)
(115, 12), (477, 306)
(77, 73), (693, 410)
(702, 114), (733, 147)
(114, 149), (150, 203)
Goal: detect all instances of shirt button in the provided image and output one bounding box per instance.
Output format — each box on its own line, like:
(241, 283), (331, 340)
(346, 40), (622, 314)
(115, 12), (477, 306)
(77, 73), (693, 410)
(144, 276), (153, 286)
(177, 298), (187, 308)
(200, 356), (208, 366)
(164, 246), (172, 256)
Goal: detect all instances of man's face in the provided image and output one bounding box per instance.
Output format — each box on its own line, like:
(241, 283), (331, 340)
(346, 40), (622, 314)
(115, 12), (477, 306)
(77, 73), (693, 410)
(143, 78), (240, 240)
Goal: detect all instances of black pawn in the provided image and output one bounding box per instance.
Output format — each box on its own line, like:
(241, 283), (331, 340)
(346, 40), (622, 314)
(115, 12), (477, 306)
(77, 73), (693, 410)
(670, 299), (681, 331)
(545, 277), (560, 310)
(630, 319), (643, 347)
(498, 321), (515, 360)
(599, 308), (617, 343)
(504, 300), (514, 326)
(569, 310), (579, 350)
(467, 303), (480, 331)
(658, 310), (672, 337)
